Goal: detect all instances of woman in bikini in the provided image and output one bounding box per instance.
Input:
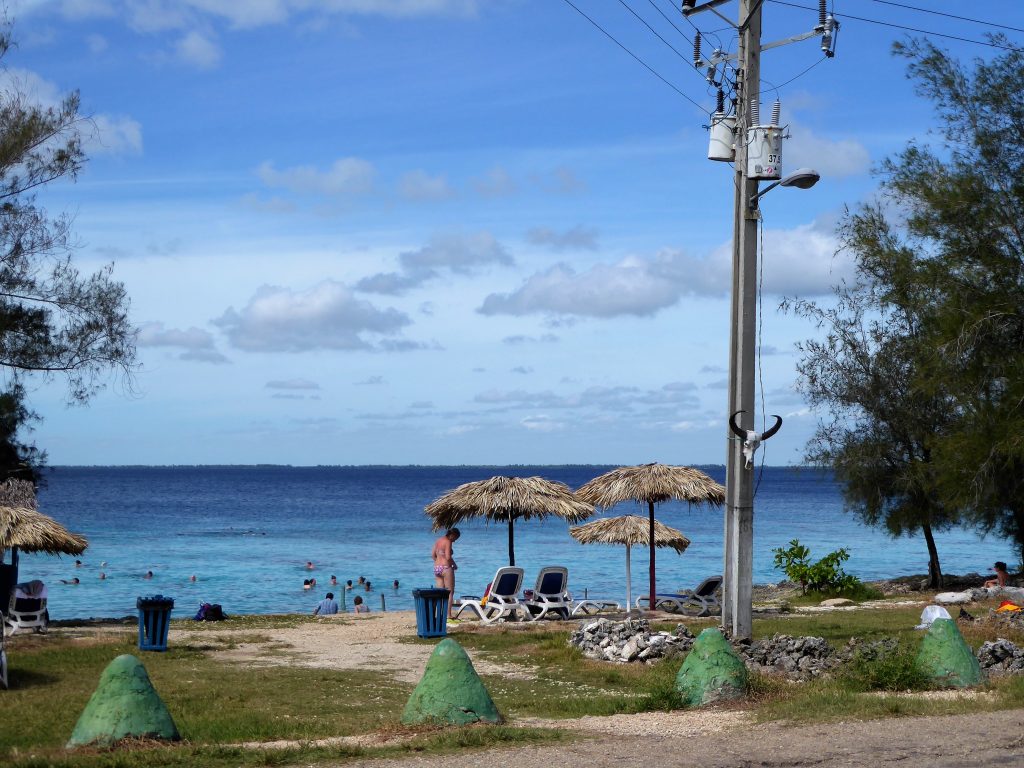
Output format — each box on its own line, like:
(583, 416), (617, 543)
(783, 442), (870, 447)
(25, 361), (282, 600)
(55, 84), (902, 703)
(432, 528), (461, 618)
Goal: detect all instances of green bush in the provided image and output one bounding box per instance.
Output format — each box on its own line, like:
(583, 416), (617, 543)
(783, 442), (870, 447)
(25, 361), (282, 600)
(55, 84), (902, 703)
(840, 641), (930, 692)
(772, 539), (864, 595)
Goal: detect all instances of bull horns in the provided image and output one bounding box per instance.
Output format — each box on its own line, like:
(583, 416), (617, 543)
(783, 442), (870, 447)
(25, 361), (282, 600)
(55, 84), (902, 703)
(729, 410), (783, 469)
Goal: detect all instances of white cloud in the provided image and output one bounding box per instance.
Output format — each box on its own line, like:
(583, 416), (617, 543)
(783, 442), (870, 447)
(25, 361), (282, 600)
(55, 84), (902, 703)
(472, 165), (517, 198)
(61, 0), (116, 20)
(526, 225), (598, 251)
(479, 250), (708, 318)
(86, 33), (109, 53)
(266, 378), (320, 390)
(398, 170), (454, 201)
(0, 68), (144, 157)
(136, 321), (228, 363)
(357, 231), (513, 295)
(480, 220), (847, 318)
(786, 123), (871, 179)
(257, 157), (377, 197)
(213, 281), (413, 352)
(175, 30), (222, 69)
(91, 114), (143, 154)
(521, 415), (565, 432)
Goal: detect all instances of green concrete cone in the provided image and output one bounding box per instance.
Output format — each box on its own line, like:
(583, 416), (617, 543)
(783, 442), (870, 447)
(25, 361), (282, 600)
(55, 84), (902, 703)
(67, 655), (180, 749)
(914, 618), (983, 689)
(402, 638), (503, 726)
(675, 628), (748, 707)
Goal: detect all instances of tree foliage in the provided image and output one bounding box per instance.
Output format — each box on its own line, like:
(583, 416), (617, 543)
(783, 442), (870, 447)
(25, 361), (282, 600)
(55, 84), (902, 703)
(0, 26), (136, 474)
(788, 36), (1024, 581)
(0, 28), (135, 404)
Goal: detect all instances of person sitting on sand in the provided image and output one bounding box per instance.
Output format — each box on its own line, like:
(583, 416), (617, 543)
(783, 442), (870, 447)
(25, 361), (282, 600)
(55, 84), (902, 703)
(313, 592), (339, 615)
(143, 570), (153, 580)
(985, 561), (1010, 588)
(353, 595), (369, 614)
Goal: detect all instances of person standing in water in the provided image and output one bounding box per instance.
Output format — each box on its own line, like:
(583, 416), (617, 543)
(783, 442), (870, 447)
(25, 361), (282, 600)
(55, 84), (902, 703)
(432, 528), (460, 618)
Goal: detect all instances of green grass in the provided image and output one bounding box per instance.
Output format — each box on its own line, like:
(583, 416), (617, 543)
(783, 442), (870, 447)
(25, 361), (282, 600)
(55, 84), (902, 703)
(0, 633), (413, 761)
(6, 602), (1024, 766)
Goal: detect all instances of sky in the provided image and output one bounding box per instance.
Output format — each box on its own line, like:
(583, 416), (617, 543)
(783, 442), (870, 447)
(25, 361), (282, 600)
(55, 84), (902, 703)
(3, 0), (1022, 466)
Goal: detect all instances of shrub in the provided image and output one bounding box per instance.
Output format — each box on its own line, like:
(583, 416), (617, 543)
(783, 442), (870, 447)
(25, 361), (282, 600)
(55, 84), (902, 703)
(840, 641), (930, 692)
(772, 539), (864, 595)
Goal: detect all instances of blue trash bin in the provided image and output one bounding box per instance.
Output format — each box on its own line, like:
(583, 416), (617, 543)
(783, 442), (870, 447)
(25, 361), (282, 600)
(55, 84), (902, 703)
(412, 588), (450, 638)
(137, 595), (174, 651)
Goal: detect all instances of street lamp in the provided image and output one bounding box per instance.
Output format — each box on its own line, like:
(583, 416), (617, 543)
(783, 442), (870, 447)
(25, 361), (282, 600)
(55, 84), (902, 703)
(749, 168), (820, 209)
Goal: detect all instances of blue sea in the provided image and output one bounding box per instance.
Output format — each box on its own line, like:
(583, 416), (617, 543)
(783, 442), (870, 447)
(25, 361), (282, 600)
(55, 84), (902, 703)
(12, 465), (1015, 620)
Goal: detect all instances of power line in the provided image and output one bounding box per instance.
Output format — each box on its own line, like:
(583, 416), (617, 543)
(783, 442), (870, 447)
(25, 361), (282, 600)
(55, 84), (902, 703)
(764, 55), (827, 94)
(645, 0), (695, 46)
(768, 0), (1024, 53)
(614, 0), (694, 65)
(867, 0), (1024, 36)
(559, 0), (709, 113)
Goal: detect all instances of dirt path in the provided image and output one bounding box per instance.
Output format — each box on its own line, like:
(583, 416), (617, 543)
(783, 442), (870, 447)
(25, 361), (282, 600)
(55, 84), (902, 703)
(177, 611), (537, 683)
(344, 709), (1024, 768)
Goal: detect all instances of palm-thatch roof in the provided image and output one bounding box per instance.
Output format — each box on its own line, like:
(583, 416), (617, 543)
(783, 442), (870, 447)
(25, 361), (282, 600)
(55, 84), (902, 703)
(425, 475), (594, 566)
(425, 475), (594, 529)
(0, 479), (88, 556)
(570, 514), (690, 554)
(576, 463), (725, 508)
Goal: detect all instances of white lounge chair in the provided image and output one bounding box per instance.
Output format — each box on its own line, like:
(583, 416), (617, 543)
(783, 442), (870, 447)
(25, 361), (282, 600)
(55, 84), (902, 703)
(5, 580), (48, 635)
(635, 575), (723, 617)
(524, 566), (573, 620)
(453, 566), (527, 624)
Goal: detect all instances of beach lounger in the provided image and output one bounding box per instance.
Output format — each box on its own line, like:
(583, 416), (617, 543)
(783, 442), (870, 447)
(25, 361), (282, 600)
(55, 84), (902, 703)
(635, 575), (723, 617)
(5, 580), (48, 635)
(453, 566), (527, 624)
(570, 599), (622, 617)
(523, 566), (573, 620)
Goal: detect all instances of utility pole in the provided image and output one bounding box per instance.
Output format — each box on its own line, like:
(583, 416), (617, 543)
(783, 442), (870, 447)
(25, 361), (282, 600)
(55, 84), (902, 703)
(724, 0), (761, 641)
(685, 0), (834, 640)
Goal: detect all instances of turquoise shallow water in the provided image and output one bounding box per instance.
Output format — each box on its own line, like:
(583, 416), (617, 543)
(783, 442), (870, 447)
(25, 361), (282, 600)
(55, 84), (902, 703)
(11, 465), (1015, 619)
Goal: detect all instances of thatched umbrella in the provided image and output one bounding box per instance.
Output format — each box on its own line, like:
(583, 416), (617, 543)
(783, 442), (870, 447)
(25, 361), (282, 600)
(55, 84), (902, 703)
(0, 479), (88, 595)
(576, 463), (723, 610)
(425, 475), (594, 566)
(570, 514), (689, 609)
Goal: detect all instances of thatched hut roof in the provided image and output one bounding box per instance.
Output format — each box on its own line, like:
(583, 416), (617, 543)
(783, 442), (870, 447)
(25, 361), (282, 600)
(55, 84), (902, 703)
(576, 463), (725, 509)
(425, 475), (594, 530)
(570, 514), (690, 554)
(0, 479), (88, 556)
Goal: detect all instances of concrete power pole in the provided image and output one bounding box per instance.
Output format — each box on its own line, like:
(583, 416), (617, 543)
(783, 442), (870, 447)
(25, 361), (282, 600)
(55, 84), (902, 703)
(685, 0), (830, 640)
(722, 0), (761, 642)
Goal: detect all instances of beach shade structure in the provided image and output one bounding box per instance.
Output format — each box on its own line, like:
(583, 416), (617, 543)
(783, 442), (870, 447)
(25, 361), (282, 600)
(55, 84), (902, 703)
(570, 514), (690, 611)
(425, 475), (594, 567)
(0, 479), (88, 603)
(576, 463), (724, 613)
